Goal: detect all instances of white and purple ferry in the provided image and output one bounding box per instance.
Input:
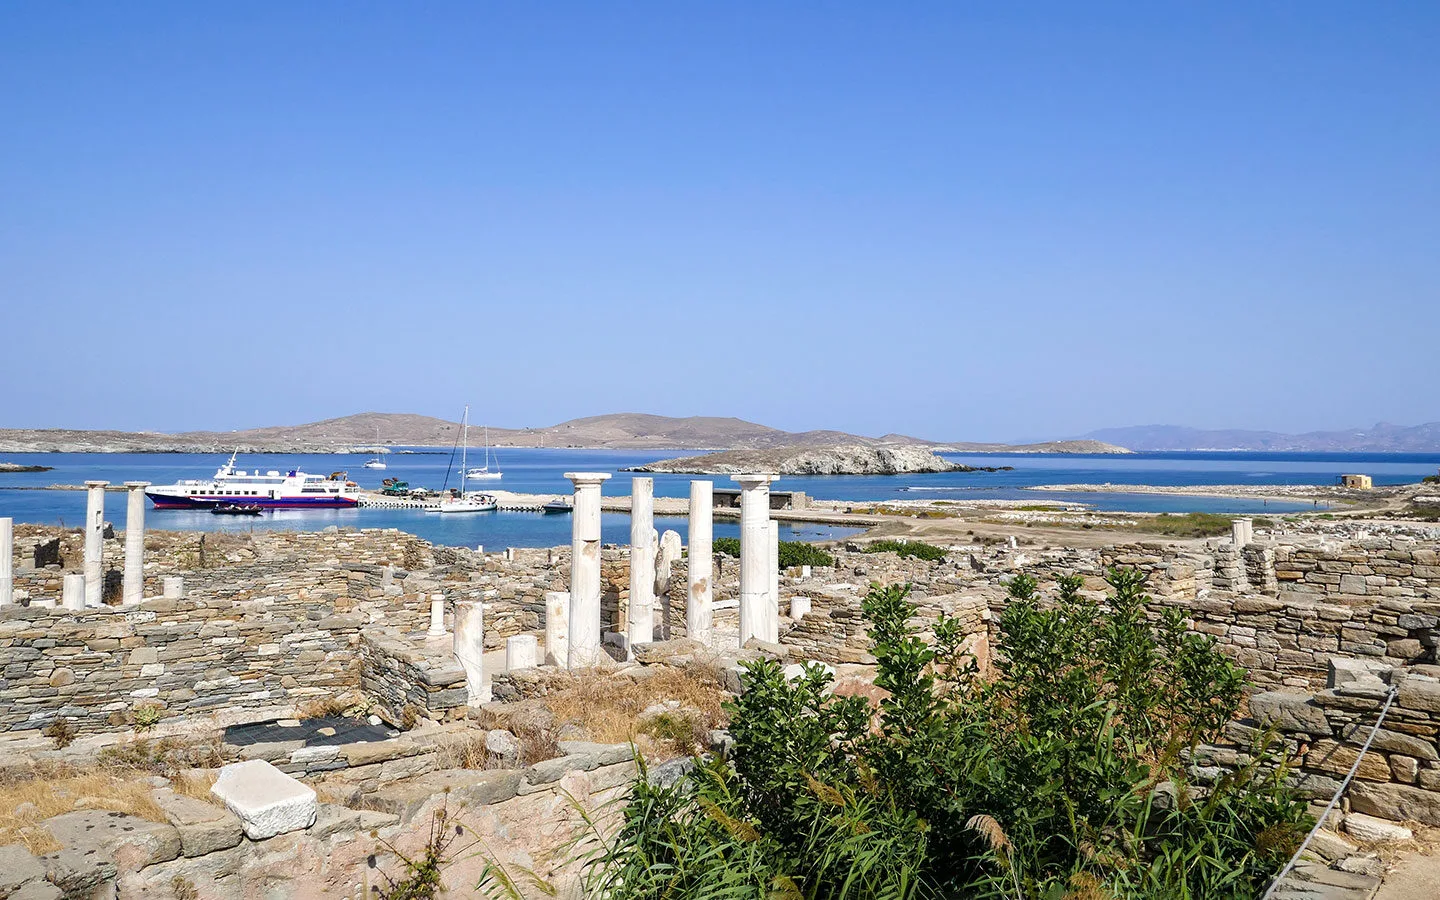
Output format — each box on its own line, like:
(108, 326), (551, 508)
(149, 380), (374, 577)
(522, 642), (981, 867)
(146, 453), (361, 509)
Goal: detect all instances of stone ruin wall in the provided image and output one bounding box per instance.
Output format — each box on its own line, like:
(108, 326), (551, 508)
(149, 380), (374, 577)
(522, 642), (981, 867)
(6, 521), (1439, 738)
(1197, 661), (1440, 827)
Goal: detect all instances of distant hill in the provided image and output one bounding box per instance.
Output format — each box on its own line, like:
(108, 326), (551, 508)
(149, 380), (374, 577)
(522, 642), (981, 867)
(1082, 422), (1440, 452)
(0, 412), (1132, 454)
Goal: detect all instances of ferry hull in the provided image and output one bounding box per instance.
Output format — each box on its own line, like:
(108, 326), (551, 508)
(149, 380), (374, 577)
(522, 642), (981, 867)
(147, 493), (359, 510)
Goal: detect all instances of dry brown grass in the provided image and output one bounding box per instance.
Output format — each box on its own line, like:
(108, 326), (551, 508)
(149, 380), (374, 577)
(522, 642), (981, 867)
(543, 665), (728, 758)
(0, 768), (171, 854)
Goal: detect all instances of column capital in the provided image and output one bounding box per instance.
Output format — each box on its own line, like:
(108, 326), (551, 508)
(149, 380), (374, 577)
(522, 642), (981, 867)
(564, 472), (612, 487)
(731, 473), (779, 488)
(84, 480), (110, 489)
(124, 481), (151, 489)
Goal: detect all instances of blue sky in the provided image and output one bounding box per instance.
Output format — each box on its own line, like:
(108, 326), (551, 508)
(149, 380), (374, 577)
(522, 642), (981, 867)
(1, 3), (1436, 441)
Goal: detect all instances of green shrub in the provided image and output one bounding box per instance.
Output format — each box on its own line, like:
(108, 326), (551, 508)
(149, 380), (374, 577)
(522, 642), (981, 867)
(1126, 512), (1236, 538)
(712, 537), (740, 558)
(711, 537), (834, 569)
(778, 541), (834, 569)
(864, 539), (948, 561)
(588, 573), (1306, 899)
(1422, 474), (1439, 485)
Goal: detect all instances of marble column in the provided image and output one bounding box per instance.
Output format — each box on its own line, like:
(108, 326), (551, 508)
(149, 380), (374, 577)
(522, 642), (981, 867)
(565, 472), (611, 668)
(506, 634), (538, 671)
(687, 481), (713, 645)
(428, 593), (446, 636)
(452, 600), (489, 705)
(162, 576), (185, 600)
(768, 519), (781, 642)
(732, 474), (778, 646)
(545, 591), (570, 667)
(62, 573), (86, 611)
(122, 482), (149, 605)
(627, 477), (656, 650)
(790, 596), (811, 621)
(83, 481), (108, 607)
(0, 516), (12, 607)
(1232, 518), (1253, 547)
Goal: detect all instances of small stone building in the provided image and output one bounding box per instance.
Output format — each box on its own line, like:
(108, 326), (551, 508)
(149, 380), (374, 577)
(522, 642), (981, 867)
(1340, 474), (1374, 490)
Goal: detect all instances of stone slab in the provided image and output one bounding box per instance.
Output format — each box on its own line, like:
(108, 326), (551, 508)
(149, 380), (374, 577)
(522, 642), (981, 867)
(42, 809), (182, 869)
(152, 789), (244, 857)
(210, 759), (318, 840)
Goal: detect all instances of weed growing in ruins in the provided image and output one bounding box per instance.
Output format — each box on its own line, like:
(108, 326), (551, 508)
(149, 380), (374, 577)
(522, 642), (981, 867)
(590, 573), (1308, 899)
(864, 538), (949, 561)
(42, 718), (77, 748)
(132, 702), (163, 731)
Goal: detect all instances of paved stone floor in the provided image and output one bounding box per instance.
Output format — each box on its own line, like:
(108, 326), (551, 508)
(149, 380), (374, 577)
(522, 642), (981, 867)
(1374, 850), (1440, 900)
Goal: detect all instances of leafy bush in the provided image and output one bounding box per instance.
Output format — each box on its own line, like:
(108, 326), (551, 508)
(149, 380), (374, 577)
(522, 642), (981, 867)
(1422, 474), (1439, 485)
(712, 537), (834, 569)
(864, 539), (949, 561)
(588, 572), (1307, 899)
(778, 542), (834, 569)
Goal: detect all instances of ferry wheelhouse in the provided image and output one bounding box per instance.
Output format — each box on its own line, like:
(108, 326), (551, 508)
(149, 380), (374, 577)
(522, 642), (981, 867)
(146, 453), (361, 509)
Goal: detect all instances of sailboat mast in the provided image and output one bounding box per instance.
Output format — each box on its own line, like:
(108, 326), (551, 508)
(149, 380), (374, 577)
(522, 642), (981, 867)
(460, 405), (469, 490)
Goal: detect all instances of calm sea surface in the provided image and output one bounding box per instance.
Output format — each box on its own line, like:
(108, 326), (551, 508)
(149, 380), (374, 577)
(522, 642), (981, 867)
(1, 449), (1436, 547)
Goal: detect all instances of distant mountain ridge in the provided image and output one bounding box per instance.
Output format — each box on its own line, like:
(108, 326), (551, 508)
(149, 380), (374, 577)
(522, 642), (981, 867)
(0, 412), (1128, 454)
(1082, 422), (1440, 452)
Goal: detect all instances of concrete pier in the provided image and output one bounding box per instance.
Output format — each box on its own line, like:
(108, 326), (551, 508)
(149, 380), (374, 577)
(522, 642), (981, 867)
(427, 593), (446, 637)
(687, 481), (713, 645)
(733, 474), (778, 646)
(565, 472), (611, 668)
(452, 600), (489, 705)
(62, 574), (86, 611)
(123, 482), (148, 605)
(545, 591), (570, 668)
(0, 517), (12, 607)
(83, 480), (107, 607)
(506, 634), (538, 671)
(628, 477), (656, 650)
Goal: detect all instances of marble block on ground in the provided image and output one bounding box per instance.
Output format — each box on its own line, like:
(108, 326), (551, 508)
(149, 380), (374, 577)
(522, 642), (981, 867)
(211, 759), (318, 840)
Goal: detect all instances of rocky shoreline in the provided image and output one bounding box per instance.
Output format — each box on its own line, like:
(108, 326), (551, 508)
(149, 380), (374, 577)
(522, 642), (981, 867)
(626, 444), (1009, 476)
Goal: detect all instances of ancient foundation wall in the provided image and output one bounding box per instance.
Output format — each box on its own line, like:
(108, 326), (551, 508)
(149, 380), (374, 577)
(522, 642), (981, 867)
(1199, 661), (1440, 827)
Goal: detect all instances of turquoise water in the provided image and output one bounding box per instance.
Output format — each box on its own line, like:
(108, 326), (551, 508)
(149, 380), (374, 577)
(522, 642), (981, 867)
(1, 448), (1436, 547)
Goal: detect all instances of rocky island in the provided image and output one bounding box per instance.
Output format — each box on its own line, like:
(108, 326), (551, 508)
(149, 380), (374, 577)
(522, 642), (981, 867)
(626, 444), (1005, 475)
(0, 461), (52, 473)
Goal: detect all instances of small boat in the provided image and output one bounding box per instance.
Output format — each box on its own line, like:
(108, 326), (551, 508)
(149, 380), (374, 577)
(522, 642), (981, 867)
(362, 427), (388, 469)
(440, 492), (498, 513)
(439, 407), (498, 513)
(464, 426), (502, 480)
(211, 503), (264, 516)
(542, 499), (572, 514)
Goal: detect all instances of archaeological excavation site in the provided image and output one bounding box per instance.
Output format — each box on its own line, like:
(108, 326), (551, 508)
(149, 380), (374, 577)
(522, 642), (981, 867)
(2, 475), (1440, 899)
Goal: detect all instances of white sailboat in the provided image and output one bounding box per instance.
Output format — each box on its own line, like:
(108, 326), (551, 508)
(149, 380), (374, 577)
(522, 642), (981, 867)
(440, 406), (497, 513)
(465, 425), (502, 480)
(362, 426), (387, 470)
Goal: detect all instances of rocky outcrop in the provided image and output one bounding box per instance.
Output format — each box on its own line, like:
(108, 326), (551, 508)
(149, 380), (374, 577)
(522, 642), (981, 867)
(627, 444), (995, 476)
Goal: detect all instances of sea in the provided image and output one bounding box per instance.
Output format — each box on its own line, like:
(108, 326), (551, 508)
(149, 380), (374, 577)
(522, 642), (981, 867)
(1, 449), (1437, 549)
